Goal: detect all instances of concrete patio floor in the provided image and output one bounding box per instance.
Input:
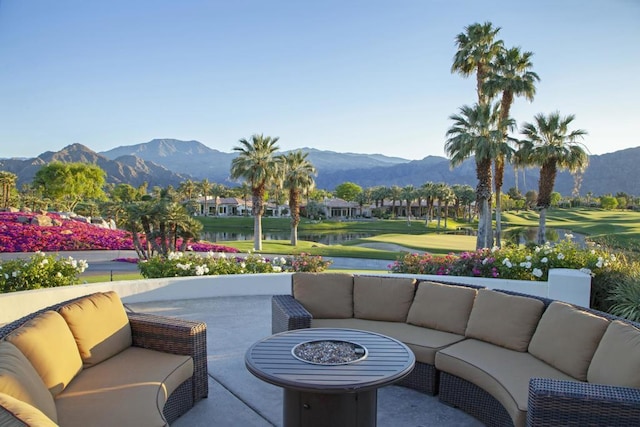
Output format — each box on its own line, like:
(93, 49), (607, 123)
(127, 295), (484, 427)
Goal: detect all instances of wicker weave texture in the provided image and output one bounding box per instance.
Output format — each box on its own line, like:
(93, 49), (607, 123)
(396, 361), (438, 395)
(527, 378), (640, 427)
(271, 294), (312, 334)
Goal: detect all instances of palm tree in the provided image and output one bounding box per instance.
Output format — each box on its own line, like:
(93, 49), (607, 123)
(519, 112), (589, 244)
(389, 185), (402, 218)
(420, 182), (436, 226)
(401, 185), (416, 224)
(230, 134), (280, 251)
(0, 171), (17, 209)
(199, 179), (213, 216)
(486, 46), (540, 246)
(452, 21), (503, 106)
(279, 151), (316, 246)
(445, 103), (509, 249)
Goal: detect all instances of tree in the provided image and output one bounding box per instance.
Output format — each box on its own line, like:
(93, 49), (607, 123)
(279, 150), (316, 246)
(601, 195), (619, 210)
(420, 182), (436, 225)
(334, 182), (362, 202)
(199, 179), (213, 216)
(230, 134), (280, 251)
(452, 184), (475, 221)
(0, 171), (17, 209)
(389, 185), (402, 217)
(401, 185), (416, 224)
(485, 46), (540, 247)
(445, 103), (507, 249)
(32, 162), (106, 212)
(452, 21), (504, 106)
(519, 112), (589, 244)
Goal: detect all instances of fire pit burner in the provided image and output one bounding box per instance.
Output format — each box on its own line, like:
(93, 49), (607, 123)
(292, 340), (367, 365)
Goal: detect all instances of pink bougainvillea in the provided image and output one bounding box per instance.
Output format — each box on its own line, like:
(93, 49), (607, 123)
(0, 212), (237, 254)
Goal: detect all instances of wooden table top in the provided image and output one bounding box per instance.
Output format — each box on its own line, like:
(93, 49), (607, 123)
(245, 328), (415, 394)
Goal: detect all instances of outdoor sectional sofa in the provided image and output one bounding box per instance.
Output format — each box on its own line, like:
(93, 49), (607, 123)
(272, 273), (640, 427)
(0, 291), (208, 426)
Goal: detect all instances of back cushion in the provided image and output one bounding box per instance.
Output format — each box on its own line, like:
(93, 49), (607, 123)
(0, 393), (58, 427)
(528, 301), (609, 381)
(58, 291), (132, 367)
(588, 320), (640, 388)
(465, 289), (544, 352)
(5, 311), (83, 396)
(353, 276), (416, 322)
(406, 281), (477, 335)
(0, 341), (57, 423)
(292, 273), (354, 318)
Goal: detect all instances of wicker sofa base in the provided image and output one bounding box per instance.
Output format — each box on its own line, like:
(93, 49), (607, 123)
(164, 378), (195, 424)
(396, 361), (438, 395)
(439, 372), (514, 427)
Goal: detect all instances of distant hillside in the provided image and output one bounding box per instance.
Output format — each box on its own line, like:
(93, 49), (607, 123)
(2, 143), (191, 188)
(2, 140), (638, 196)
(101, 139), (410, 182)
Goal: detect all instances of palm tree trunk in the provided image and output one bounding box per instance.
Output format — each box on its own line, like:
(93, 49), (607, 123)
(291, 224), (298, 246)
(495, 195), (502, 247)
(254, 214), (262, 251)
(537, 208), (547, 245)
(476, 198), (489, 249)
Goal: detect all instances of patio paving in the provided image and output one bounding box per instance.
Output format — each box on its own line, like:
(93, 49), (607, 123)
(127, 295), (484, 427)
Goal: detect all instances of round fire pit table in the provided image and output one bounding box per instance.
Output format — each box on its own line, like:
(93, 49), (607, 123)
(245, 328), (415, 427)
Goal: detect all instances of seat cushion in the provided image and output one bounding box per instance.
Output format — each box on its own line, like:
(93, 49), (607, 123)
(58, 291), (133, 367)
(311, 318), (465, 364)
(528, 301), (609, 381)
(353, 276), (416, 322)
(435, 339), (574, 427)
(5, 311), (83, 396)
(406, 281), (477, 335)
(465, 289), (544, 352)
(55, 346), (193, 427)
(0, 341), (57, 423)
(292, 273), (354, 318)
(0, 393), (58, 427)
(588, 320), (640, 388)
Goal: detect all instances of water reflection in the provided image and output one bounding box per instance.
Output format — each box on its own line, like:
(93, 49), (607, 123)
(200, 231), (373, 245)
(504, 227), (587, 247)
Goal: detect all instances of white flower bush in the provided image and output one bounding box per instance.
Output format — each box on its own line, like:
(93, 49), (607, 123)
(0, 252), (88, 293)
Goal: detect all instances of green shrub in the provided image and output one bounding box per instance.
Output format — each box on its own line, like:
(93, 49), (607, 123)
(606, 271), (640, 322)
(138, 250), (332, 278)
(0, 252), (87, 293)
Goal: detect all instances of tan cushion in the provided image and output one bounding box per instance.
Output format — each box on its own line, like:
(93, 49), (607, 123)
(528, 301), (609, 381)
(312, 318), (465, 364)
(406, 281), (477, 335)
(353, 276), (416, 322)
(0, 393), (58, 427)
(0, 341), (57, 423)
(55, 346), (193, 427)
(5, 311), (83, 396)
(292, 273), (354, 318)
(465, 289), (544, 352)
(58, 291), (132, 367)
(435, 339), (574, 427)
(588, 320), (640, 388)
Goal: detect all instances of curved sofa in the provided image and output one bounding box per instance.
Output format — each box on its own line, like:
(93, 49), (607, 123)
(0, 291), (208, 427)
(272, 273), (640, 427)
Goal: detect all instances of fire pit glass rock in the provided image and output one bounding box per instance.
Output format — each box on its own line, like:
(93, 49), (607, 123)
(292, 340), (367, 365)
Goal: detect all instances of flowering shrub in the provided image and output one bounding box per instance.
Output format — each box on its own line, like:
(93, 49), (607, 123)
(289, 252), (333, 273)
(389, 236), (621, 282)
(0, 251), (87, 293)
(138, 251), (332, 278)
(0, 212), (237, 254)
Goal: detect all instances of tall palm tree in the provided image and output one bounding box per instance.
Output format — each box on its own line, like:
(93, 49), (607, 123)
(486, 46), (540, 246)
(519, 112), (589, 244)
(389, 185), (402, 218)
(445, 103), (509, 249)
(420, 182), (436, 226)
(279, 151), (316, 246)
(452, 21), (504, 106)
(0, 171), (17, 209)
(230, 134), (280, 251)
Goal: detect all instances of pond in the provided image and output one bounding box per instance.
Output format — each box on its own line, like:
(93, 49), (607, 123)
(200, 231), (374, 245)
(504, 227), (587, 247)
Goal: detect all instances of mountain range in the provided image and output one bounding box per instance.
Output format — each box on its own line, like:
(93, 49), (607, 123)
(1, 139), (638, 196)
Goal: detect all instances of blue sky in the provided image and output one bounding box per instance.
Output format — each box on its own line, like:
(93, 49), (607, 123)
(0, 0), (638, 160)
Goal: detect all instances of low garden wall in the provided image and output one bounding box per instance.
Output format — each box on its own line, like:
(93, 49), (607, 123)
(0, 269), (590, 326)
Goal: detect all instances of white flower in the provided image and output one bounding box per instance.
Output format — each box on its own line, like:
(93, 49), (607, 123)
(491, 246), (499, 253)
(590, 249), (596, 255)
(168, 252), (183, 261)
(519, 261), (532, 269)
(541, 257), (548, 263)
(12, 271), (18, 277)
(35, 251), (45, 257)
(596, 257), (604, 268)
(525, 255), (532, 261)
(502, 258), (512, 268)
(219, 253), (226, 259)
(40, 259), (49, 266)
(534, 246), (541, 253)
(206, 251), (215, 258)
(532, 268), (543, 278)
(610, 254), (617, 261)
(240, 262), (246, 269)
(482, 258), (489, 265)
(565, 233), (574, 240)
(195, 265), (207, 276)
(557, 253), (565, 260)
(579, 268), (593, 276)
(273, 266), (282, 272)
(4, 273), (8, 279)
(56, 272), (62, 277)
